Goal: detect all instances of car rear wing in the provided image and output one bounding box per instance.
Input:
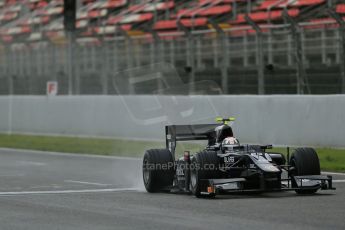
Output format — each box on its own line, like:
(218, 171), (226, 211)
(165, 124), (218, 158)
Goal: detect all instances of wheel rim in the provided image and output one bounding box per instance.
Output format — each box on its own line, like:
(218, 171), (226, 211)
(143, 159), (150, 185)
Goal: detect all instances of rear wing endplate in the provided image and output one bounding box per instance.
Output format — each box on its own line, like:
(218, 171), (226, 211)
(165, 124), (218, 158)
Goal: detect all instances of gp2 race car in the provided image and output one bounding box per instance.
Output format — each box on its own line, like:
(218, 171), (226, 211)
(142, 117), (335, 198)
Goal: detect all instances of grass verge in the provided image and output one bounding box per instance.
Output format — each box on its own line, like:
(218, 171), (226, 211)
(0, 134), (344, 172)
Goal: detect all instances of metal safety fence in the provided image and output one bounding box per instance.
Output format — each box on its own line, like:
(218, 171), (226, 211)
(0, 20), (345, 95)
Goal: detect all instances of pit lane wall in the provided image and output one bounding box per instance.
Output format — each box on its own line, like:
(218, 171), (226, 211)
(0, 95), (344, 147)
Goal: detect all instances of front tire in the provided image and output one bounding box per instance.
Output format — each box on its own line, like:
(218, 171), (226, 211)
(190, 150), (220, 198)
(290, 148), (320, 194)
(142, 149), (175, 193)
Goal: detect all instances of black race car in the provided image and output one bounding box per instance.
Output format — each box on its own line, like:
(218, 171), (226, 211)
(142, 118), (335, 198)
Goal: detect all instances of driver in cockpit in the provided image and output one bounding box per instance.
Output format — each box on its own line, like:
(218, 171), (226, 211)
(222, 137), (240, 146)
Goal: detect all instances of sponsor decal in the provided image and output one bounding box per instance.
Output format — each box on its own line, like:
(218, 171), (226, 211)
(224, 156), (235, 163)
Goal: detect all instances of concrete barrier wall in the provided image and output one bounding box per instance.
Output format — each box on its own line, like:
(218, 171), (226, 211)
(0, 95), (344, 147)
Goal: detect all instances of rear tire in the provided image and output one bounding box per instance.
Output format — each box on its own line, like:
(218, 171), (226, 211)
(142, 149), (175, 193)
(290, 148), (320, 194)
(190, 150), (220, 198)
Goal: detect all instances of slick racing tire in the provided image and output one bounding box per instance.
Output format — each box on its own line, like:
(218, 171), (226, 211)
(290, 148), (320, 194)
(190, 150), (220, 198)
(143, 149), (175, 193)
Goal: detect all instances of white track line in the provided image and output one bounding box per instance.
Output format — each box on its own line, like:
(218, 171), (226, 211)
(0, 148), (141, 161)
(64, 180), (112, 186)
(0, 188), (138, 196)
(333, 180), (345, 183)
(16, 161), (46, 166)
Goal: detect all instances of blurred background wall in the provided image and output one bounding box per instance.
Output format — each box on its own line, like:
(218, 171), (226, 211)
(0, 95), (344, 147)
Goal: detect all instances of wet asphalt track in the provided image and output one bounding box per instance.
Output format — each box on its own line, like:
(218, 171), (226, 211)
(0, 148), (344, 230)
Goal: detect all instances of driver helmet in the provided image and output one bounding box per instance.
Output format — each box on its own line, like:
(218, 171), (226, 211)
(222, 137), (240, 146)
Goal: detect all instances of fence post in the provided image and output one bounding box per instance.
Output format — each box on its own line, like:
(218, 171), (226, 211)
(213, 37), (219, 68)
(66, 31), (75, 95)
(287, 34), (293, 66)
(267, 29), (273, 65)
(146, 27), (161, 67)
(127, 38), (134, 94)
(119, 27), (135, 94)
(4, 47), (13, 95)
(5, 46), (14, 134)
(9, 50), (16, 94)
(7, 74), (13, 135)
(113, 40), (119, 75)
(169, 40), (175, 65)
(321, 28), (327, 64)
(99, 41), (109, 95)
(177, 21), (195, 94)
(209, 20), (228, 94)
(246, 15), (265, 95)
(8, 74), (13, 96)
(243, 35), (249, 67)
(159, 38), (165, 64)
(74, 44), (81, 94)
(150, 42), (155, 65)
(327, 9), (345, 94)
(196, 36), (202, 68)
(283, 10), (309, 94)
